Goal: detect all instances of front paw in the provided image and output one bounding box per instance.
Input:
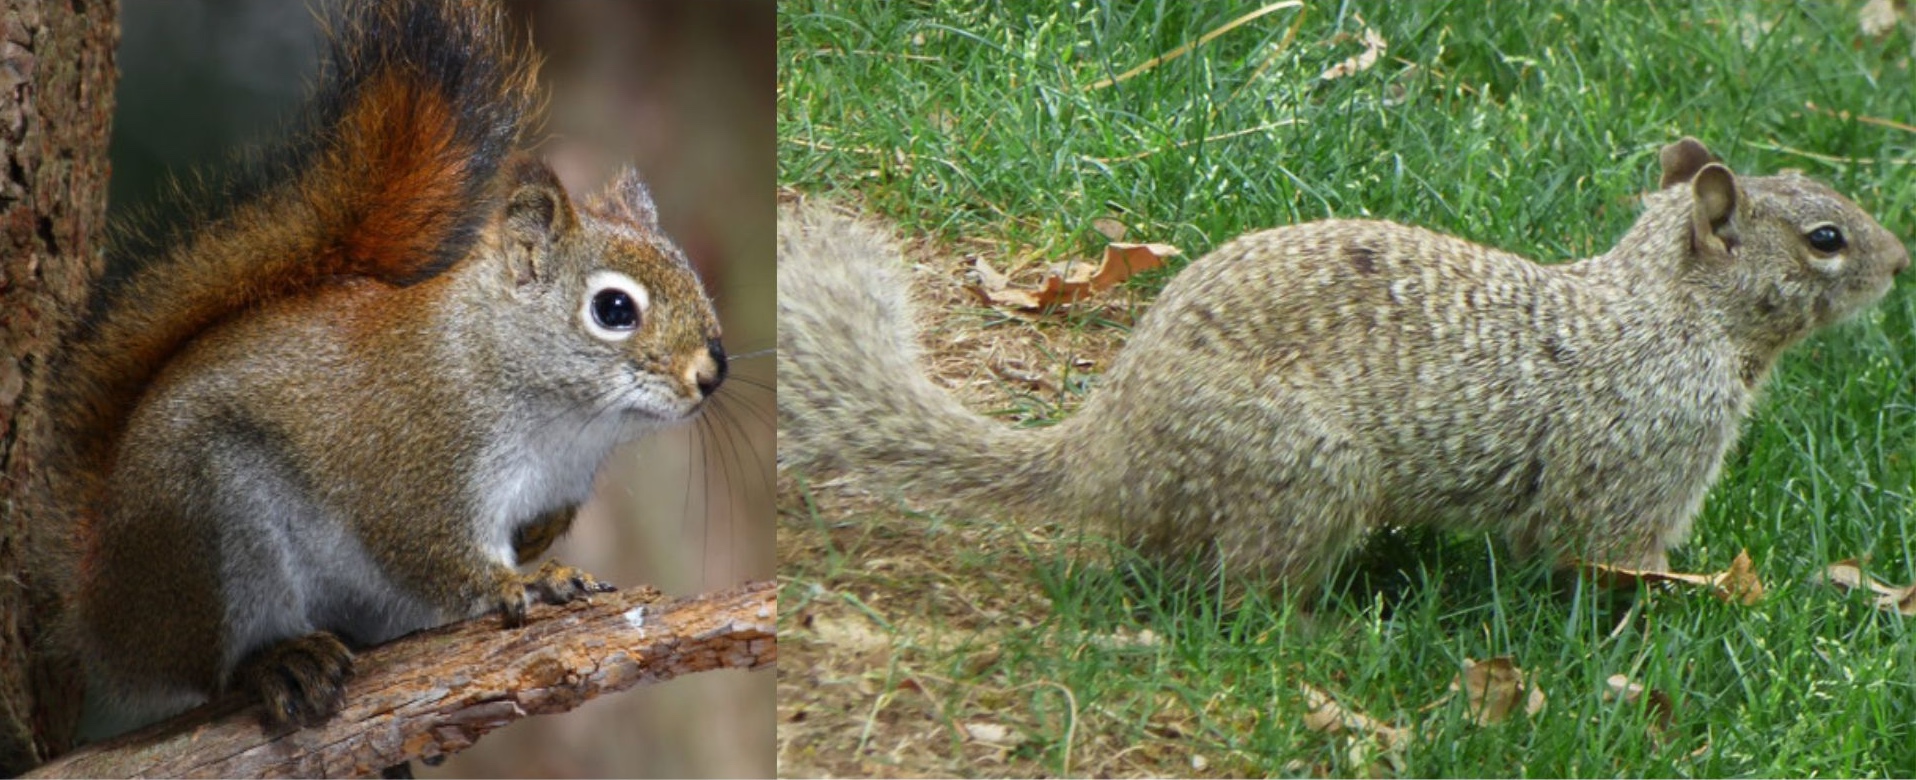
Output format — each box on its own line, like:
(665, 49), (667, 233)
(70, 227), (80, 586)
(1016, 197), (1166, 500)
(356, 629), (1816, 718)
(524, 559), (617, 605)
(237, 631), (355, 728)
(486, 560), (616, 627)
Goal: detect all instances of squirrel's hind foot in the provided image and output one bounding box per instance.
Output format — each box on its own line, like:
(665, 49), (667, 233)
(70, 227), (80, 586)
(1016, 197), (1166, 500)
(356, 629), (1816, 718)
(237, 631), (355, 728)
(489, 560), (617, 627)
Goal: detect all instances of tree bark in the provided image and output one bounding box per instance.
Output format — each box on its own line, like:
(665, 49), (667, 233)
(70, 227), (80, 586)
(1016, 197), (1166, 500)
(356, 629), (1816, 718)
(0, 0), (119, 773)
(23, 580), (776, 779)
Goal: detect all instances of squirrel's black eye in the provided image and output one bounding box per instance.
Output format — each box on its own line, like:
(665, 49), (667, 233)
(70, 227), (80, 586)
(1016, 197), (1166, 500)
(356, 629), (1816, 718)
(1806, 225), (1846, 253)
(592, 289), (640, 330)
(580, 271), (648, 341)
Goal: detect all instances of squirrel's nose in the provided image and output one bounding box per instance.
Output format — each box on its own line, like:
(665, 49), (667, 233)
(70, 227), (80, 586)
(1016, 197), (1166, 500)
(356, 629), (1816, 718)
(696, 337), (727, 397)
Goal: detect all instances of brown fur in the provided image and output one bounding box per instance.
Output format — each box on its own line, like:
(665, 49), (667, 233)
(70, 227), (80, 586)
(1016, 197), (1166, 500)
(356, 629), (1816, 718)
(48, 2), (538, 497)
(38, 0), (724, 739)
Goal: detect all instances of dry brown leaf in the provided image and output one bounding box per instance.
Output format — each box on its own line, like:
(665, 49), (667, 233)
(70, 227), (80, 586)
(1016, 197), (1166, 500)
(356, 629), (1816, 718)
(969, 242), (1178, 311)
(1871, 582), (1914, 616)
(1716, 550), (1765, 605)
(1086, 243), (1175, 288)
(1091, 217), (1128, 241)
(1299, 683), (1407, 770)
(1319, 26), (1387, 81)
(1299, 683), (1406, 775)
(968, 256), (1012, 292)
(1582, 549), (1764, 605)
(1820, 558), (1872, 590)
(1603, 673), (1676, 745)
(966, 257), (1041, 309)
(1814, 558), (1916, 615)
(1301, 684), (1390, 740)
(1448, 657), (1545, 726)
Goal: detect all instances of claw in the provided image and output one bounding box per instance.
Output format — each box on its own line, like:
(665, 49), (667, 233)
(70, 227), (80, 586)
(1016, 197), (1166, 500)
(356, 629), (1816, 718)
(486, 560), (616, 627)
(488, 569), (533, 628)
(524, 559), (615, 605)
(237, 631), (356, 728)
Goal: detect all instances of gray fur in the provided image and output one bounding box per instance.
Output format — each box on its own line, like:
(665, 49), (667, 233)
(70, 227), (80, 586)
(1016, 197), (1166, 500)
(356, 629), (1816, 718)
(778, 140), (1909, 591)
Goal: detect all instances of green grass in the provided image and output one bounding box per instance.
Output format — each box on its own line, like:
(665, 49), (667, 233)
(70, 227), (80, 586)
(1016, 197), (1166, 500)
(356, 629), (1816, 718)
(779, 1), (1916, 776)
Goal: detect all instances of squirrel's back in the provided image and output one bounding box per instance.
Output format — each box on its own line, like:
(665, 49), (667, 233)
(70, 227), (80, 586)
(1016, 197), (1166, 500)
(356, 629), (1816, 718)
(48, 0), (537, 488)
(1074, 217), (1749, 562)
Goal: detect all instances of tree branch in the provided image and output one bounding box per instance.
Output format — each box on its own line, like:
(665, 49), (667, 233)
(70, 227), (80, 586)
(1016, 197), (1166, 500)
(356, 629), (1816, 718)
(24, 580), (776, 778)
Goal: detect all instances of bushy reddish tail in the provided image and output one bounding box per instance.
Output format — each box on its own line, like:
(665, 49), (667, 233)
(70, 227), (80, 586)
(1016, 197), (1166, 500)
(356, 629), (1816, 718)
(48, 0), (537, 480)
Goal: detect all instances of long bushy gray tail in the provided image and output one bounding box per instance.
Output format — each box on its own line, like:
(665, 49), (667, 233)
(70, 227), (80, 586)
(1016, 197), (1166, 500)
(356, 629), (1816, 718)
(777, 203), (1072, 510)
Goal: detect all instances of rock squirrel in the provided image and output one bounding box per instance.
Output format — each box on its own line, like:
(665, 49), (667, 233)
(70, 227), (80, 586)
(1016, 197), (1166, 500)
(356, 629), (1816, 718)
(777, 138), (1908, 589)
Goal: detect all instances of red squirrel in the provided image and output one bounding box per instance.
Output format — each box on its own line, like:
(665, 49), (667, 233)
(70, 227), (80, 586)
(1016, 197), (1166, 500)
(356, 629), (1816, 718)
(40, 0), (725, 737)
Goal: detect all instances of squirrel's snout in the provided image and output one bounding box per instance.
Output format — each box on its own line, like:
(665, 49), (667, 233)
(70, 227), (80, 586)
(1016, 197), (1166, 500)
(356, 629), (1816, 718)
(693, 337), (727, 398)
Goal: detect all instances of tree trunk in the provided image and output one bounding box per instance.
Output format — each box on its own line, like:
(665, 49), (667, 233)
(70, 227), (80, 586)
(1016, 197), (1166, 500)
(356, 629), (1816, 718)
(0, 0), (120, 773)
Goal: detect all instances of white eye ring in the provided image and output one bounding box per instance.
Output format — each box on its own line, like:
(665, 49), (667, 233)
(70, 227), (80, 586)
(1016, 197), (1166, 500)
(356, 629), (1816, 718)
(580, 270), (650, 342)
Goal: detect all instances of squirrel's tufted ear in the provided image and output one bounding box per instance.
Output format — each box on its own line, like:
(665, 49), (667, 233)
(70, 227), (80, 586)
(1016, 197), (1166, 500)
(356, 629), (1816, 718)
(589, 166), (663, 233)
(1688, 162), (1740, 259)
(1659, 137), (1722, 189)
(505, 159), (578, 241)
(502, 158), (578, 284)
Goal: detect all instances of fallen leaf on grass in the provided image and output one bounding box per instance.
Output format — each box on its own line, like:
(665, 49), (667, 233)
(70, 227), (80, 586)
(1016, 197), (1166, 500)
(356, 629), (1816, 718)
(1582, 549), (1765, 605)
(1300, 684), (1400, 741)
(1603, 674), (1676, 745)
(1318, 26), (1387, 81)
(969, 242), (1179, 311)
(1299, 683), (1406, 775)
(1448, 657), (1545, 726)
(968, 255), (1014, 295)
(1814, 558), (1916, 615)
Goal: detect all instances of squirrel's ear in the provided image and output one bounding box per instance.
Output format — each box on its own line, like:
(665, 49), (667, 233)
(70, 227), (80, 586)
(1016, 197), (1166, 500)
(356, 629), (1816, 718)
(505, 161), (578, 242)
(590, 167), (663, 232)
(502, 160), (578, 284)
(1689, 162), (1740, 258)
(1659, 137), (1721, 189)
